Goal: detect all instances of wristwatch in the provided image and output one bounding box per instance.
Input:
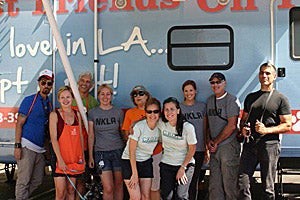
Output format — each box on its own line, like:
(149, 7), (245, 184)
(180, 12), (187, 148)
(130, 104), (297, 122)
(14, 143), (22, 148)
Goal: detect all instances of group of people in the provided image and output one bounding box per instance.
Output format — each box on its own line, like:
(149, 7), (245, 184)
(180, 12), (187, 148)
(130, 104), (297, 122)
(14, 62), (292, 200)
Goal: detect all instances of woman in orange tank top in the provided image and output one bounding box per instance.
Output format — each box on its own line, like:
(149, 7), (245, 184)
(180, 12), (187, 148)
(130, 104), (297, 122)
(50, 86), (84, 200)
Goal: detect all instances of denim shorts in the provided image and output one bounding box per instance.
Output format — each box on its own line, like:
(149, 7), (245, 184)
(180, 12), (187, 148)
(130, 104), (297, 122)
(121, 158), (153, 180)
(94, 148), (123, 172)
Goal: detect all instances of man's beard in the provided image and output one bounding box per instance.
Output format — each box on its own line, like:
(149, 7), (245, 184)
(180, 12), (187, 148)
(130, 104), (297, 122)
(41, 88), (51, 95)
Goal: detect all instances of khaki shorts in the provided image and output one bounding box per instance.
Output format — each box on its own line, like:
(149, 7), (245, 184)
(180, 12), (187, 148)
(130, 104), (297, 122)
(151, 152), (162, 191)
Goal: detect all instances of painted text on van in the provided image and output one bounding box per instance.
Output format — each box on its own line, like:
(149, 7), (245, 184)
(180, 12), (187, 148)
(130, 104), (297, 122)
(0, 0), (295, 17)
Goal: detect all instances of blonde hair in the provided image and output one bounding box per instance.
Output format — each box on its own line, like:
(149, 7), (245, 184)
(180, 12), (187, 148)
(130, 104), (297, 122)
(57, 85), (74, 99)
(97, 84), (113, 95)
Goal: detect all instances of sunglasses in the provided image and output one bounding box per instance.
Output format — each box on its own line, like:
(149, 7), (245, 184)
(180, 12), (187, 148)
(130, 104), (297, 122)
(210, 80), (224, 85)
(40, 80), (53, 87)
(146, 109), (160, 114)
(132, 91), (145, 98)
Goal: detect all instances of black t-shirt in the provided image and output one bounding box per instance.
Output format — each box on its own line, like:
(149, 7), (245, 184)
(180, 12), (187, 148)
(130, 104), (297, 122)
(244, 89), (291, 143)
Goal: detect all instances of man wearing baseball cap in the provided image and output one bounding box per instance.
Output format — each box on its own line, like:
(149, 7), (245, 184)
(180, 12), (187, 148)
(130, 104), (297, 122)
(14, 69), (54, 199)
(208, 72), (226, 82)
(205, 72), (241, 199)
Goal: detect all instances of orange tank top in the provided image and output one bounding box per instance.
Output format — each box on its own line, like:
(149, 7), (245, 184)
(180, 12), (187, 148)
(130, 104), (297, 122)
(55, 110), (85, 175)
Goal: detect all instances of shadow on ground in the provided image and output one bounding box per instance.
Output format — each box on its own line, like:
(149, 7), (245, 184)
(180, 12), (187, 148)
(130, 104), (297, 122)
(0, 169), (55, 200)
(1, 169), (300, 200)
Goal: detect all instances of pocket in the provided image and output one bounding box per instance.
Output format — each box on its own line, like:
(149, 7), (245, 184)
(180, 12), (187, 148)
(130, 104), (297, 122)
(185, 165), (195, 179)
(225, 139), (241, 158)
(265, 142), (280, 158)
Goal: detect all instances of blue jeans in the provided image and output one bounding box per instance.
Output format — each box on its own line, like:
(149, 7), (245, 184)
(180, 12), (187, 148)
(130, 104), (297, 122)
(238, 141), (280, 200)
(160, 162), (194, 200)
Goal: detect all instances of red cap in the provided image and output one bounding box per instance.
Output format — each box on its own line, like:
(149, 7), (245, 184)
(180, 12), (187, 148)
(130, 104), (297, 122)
(38, 69), (54, 81)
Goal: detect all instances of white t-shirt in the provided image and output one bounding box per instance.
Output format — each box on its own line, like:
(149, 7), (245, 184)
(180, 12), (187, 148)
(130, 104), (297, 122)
(158, 120), (197, 166)
(122, 119), (160, 162)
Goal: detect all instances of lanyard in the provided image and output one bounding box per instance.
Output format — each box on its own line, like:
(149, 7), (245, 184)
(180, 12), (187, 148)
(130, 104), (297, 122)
(83, 95), (89, 112)
(259, 89), (274, 122)
(85, 96), (89, 111)
(27, 92), (52, 117)
(245, 89), (274, 124)
(63, 170), (86, 200)
(214, 94), (228, 122)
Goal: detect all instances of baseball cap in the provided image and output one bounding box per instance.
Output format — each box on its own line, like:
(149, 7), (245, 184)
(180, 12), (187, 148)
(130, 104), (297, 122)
(209, 72), (226, 81)
(130, 85), (147, 95)
(38, 69), (54, 81)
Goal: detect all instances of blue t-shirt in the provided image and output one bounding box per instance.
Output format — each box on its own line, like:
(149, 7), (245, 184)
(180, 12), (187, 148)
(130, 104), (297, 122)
(19, 93), (52, 147)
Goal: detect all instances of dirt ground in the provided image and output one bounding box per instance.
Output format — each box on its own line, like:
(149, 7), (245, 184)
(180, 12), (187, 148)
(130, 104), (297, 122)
(0, 164), (209, 200)
(0, 165), (54, 200)
(1, 164), (300, 200)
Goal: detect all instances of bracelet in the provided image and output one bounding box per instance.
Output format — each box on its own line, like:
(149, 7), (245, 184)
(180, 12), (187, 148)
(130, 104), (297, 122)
(181, 165), (187, 170)
(14, 143), (22, 148)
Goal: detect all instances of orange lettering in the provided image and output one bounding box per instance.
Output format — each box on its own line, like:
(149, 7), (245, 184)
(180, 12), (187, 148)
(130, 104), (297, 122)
(7, 0), (19, 17)
(197, 0), (225, 12)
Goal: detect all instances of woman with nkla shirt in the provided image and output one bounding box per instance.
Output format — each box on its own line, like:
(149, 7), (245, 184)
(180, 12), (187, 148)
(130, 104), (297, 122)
(88, 84), (124, 200)
(180, 80), (207, 200)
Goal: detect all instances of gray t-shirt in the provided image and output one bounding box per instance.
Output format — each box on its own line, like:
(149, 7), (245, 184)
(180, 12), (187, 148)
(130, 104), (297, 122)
(158, 120), (197, 166)
(88, 106), (125, 151)
(180, 101), (206, 152)
(206, 92), (240, 146)
(122, 119), (160, 161)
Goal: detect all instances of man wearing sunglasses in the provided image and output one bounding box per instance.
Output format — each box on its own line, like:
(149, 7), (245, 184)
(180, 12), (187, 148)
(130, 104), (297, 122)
(14, 69), (54, 200)
(205, 72), (241, 199)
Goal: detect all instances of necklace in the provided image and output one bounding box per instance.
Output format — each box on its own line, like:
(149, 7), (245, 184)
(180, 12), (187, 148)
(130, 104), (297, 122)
(61, 109), (74, 125)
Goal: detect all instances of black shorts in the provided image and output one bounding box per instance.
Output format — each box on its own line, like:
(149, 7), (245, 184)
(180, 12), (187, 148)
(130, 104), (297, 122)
(53, 172), (83, 178)
(121, 158), (153, 180)
(77, 151), (97, 180)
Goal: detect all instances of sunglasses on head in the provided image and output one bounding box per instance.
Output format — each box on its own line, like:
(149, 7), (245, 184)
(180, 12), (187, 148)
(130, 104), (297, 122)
(210, 80), (224, 85)
(132, 91), (145, 98)
(145, 109), (160, 114)
(40, 80), (53, 87)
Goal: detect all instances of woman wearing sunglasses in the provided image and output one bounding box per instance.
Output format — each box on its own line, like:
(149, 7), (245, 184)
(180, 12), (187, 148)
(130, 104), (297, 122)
(158, 97), (197, 200)
(121, 98), (161, 200)
(180, 80), (207, 200)
(122, 85), (151, 140)
(122, 85), (163, 200)
(49, 86), (85, 200)
(88, 84), (125, 200)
